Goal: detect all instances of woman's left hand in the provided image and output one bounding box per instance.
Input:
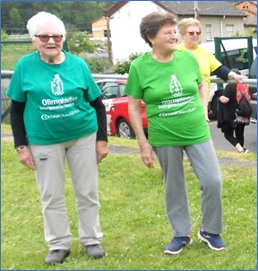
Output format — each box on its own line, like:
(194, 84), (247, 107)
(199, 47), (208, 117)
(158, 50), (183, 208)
(96, 140), (109, 164)
(228, 72), (247, 83)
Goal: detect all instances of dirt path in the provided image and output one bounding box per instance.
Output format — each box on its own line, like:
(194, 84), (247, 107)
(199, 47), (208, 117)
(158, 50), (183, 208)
(2, 133), (256, 168)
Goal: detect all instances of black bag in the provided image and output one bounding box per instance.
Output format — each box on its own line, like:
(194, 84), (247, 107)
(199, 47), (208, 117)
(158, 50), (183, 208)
(236, 95), (253, 117)
(232, 113), (250, 126)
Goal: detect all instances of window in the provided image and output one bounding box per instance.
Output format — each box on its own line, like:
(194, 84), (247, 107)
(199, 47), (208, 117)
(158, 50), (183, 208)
(102, 84), (118, 99)
(104, 30), (111, 38)
(205, 24), (212, 41)
(225, 24), (234, 37)
(118, 84), (126, 97)
(221, 49), (249, 70)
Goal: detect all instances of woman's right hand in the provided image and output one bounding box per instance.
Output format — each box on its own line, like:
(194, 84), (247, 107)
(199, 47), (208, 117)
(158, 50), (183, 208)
(18, 148), (35, 170)
(139, 142), (156, 168)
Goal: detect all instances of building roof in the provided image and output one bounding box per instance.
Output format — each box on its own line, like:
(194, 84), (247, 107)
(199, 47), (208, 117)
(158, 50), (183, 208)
(235, 1), (257, 7)
(243, 15), (257, 26)
(159, 1), (247, 17)
(105, 1), (247, 18)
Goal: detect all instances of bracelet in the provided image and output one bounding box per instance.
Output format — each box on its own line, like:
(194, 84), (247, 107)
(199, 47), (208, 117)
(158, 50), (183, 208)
(16, 145), (28, 152)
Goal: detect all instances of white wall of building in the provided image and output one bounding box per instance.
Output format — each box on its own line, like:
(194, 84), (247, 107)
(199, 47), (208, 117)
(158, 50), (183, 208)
(110, 1), (167, 64)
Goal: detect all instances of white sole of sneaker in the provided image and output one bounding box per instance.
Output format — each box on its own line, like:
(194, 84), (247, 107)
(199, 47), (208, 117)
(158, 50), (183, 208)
(164, 248), (183, 255)
(198, 232), (225, 251)
(164, 239), (193, 255)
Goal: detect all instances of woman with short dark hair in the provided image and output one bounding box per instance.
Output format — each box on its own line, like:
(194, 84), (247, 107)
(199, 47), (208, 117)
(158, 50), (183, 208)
(125, 12), (225, 255)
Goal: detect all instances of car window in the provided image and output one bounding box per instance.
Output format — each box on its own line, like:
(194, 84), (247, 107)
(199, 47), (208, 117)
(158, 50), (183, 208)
(118, 84), (126, 97)
(221, 49), (249, 71)
(102, 84), (118, 99)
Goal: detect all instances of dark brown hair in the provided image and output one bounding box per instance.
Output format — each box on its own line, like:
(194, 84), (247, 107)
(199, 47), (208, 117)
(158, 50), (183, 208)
(140, 12), (177, 48)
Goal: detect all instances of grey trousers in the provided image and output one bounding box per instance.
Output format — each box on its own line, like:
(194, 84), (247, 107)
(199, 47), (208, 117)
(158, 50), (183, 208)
(30, 133), (103, 250)
(153, 140), (223, 237)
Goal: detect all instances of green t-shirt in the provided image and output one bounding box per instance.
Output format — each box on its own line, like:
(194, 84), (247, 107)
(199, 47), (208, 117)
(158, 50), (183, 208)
(7, 51), (102, 145)
(124, 50), (211, 147)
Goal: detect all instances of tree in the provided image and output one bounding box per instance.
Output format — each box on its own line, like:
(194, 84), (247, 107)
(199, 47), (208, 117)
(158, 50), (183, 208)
(68, 32), (95, 55)
(8, 8), (23, 33)
(1, 2), (118, 33)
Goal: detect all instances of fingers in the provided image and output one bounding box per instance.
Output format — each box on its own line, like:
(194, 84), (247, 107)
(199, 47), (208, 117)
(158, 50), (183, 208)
(97, 152), (109, 164)
(18, 150), (35, 170)
(141, 152), (156, 168)
(20, 159), (35, 170)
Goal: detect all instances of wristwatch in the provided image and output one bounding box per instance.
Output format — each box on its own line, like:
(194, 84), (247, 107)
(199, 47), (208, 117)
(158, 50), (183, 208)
(15, 145), (28, 152)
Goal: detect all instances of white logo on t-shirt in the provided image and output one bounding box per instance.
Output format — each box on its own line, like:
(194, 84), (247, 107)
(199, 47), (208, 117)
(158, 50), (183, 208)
(169, 74), (183, 97)
(51, 74), (64, 96)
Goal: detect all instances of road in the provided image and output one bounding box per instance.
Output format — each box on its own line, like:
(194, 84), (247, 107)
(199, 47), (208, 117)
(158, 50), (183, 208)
(209, 119), (257, 153)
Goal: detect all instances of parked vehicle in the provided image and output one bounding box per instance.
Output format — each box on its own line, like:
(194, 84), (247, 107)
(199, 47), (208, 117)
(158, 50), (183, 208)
(200, 37), (257, 117)
(96, 79), (148, 138)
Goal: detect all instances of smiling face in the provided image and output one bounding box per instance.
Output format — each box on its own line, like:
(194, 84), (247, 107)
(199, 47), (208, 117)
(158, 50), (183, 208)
(181, 24), (201, 50)
(148, 24), (179, 55)
(33, 22), (64, 63)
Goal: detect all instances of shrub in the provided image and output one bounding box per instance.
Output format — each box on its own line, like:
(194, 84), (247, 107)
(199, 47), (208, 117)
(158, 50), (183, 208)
(114, 52), (143, 74)
(85, 57), (113, 73)
(1, 30), (9, 41)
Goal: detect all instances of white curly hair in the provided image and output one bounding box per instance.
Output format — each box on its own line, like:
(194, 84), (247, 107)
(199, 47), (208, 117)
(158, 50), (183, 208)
(26, 11), (66, 41)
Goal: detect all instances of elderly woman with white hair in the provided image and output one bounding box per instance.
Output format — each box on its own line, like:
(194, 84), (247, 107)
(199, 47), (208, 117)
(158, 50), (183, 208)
(7, 11), (108, 264)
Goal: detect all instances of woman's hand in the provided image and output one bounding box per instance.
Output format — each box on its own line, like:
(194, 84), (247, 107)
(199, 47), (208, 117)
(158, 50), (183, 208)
(96, 140), (109, 164)
(17, 148), (35, 170)
(228, 71), (247, 83)
(127, 96), (156, 168)
(139, 141), (156, 168)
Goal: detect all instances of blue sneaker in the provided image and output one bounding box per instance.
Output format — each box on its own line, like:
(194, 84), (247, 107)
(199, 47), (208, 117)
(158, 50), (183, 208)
(198, 230), (226, 251)
(164, 236), (193, 255)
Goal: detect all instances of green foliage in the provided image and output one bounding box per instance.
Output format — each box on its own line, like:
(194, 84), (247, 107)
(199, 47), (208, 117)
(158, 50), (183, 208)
(232, 29), (257, 38)
(114, 60), (131, 75)
(2, 2), (116, 34)
(245, 28), (257, 38)
(68, 32), (95, 55)
(85, 57), (112, 74)
(114, 52), (143, 74)
(1, 135), (256, 270)
(9, 8), (23, 27)
(1, 30), (10, 41)
(232, 30), (244, 37)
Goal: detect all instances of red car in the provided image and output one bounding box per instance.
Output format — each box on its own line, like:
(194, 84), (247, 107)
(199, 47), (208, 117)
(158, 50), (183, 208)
(96, 79), (148, 138)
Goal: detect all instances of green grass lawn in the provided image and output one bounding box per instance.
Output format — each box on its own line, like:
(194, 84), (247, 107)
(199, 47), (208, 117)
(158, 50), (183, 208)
(1, 127), (257, 270)
(1, 42), (36, 70)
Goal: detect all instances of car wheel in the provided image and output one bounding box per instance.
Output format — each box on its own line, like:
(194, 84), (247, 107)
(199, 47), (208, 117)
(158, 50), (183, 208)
(117, 118), (135, 139)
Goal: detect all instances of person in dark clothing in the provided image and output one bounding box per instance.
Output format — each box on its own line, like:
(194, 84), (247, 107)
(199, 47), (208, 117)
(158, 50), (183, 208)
(218, 83), (251, 153)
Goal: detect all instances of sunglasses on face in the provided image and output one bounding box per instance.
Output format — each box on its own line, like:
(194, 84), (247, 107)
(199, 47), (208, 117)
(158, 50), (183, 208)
(188, 31), (201, 36)
(34, 34), (63, 42)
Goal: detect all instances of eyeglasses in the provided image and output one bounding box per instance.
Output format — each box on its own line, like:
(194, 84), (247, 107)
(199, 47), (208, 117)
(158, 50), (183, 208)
(188, 31), (201, 36)
(34, 34), (63, 42)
